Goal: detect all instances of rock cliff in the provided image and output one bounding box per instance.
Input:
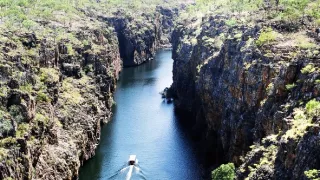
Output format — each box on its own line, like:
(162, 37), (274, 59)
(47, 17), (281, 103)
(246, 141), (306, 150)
(0, 14), (122, 179)
(103, 6), (179, 66)
(171, 11), (320, 179)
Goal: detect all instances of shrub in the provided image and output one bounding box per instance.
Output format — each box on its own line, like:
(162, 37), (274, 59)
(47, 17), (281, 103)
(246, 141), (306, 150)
(0, 147), (8, 160)
(277, 0), (311, 23)
(20, 83), (33, 93)
(212, 163), (235, 180)
(0, 111), (13, 137)
(0, 86), (8, 97)
(285, 83), (297, 91)
(22, 19), (37, 30)
(34, 113), (49, 124)
(40, 68), (59, 83)
(16, 123), (29, 138)
(297, 40), (317, 49)
(301, 64), (316, 74)
(282, 108), (309, 142)
(304, 169), (320, 179)
(66, 43), (75, 55)
(9, 105), (25, 123)
(36, 92), (51, 103)
(225, 18), (237, 27)
(256, 28), (278, 46)
(306, 99), (320, 117)
(61, 78), (84, 105)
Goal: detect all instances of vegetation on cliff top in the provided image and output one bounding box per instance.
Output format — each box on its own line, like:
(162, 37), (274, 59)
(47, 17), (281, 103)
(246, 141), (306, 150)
(0, 0), (186, 43)
(183, 0), (320, 26)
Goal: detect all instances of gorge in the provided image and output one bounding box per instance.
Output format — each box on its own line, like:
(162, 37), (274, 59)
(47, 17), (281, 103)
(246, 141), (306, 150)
(78, 49), (203, 180)
(0, 0), (320, 180)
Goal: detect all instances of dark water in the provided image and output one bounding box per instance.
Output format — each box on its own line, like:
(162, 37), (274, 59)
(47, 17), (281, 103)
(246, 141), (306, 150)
(79, 50), (203, 180)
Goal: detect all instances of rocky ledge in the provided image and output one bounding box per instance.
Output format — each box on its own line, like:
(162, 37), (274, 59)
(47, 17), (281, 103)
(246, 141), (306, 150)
(171, 9), (320, 180)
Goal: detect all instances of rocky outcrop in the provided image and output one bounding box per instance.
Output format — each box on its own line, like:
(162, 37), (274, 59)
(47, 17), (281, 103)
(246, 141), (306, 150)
(171, 13), (320, 179)
(157, 6), (179, 47)
(103, 6), (179, 67)
(0, 15), (121, 179)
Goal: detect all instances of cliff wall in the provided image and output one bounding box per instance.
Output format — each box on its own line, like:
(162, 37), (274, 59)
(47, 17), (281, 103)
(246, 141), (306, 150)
(171, 13), (320, 179)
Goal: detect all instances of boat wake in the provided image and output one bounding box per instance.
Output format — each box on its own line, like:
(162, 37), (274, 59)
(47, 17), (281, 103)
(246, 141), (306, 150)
(108, 160), (147, 180)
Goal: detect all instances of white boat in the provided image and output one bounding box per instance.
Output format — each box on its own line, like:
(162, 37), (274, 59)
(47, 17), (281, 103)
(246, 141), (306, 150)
(128, 155), (136, 165)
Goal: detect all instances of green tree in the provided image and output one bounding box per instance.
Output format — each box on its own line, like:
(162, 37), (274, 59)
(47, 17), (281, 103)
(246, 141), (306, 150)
(212, 163), (235, 180)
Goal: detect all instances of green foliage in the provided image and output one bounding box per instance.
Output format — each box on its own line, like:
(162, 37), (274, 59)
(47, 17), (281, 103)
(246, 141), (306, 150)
(66, 43), (75, 55)
(285, 83), (297, 91)
(256, 28), (278, 46)
(301, 64), (316, 74)
(283, 100), (320, 142)
(293, 34), (318, 49)
(0, 136), (17, 146)
(187, 0), (264, 14)
(0, 110), (13, 136)
(22, 19), (37, 30)
(84, 64), (94, 73)
(225, 18), (237, 27)
(279, 0), (312, 21)
(212, 163), (235, 180)
(20, 83), (33, 93)
(0, 86), (8, 97)
(16, 123), (29, 138)
(82, 40), (89, 46)
(266, 82), (274, 95)
(0, 0), (181, 31)
(61, 78), (83, 105)
(0, 147), (8, 161)
(282, 108), (309, 142)
(36, 92), (51, 103)
(40, 68), (59, 84)
(306, 99), (320, 117)
(34, 113), (49, 124)
(9, 105), (25, 123)
(3, 177), (13, 180)
(304, 169), (320, 180)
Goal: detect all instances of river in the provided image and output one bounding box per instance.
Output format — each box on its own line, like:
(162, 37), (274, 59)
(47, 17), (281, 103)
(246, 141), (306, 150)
(79, 49), (203, 180)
